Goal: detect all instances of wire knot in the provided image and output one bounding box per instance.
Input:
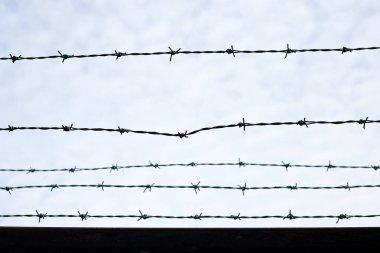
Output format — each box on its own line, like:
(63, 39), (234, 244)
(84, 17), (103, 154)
(285, 44), (296, 59)
(191, 182), (201, 194)
(149, 161), (160, 169)
(110, 164), (119, 173)
(341, 47), (352, 54)
(50, 184), (59, 191)
(4, 186), (13, 194)
(97, 181), (105, 191)
(336, 213), (349, 223)
(143, 183), (155, 193)
(193, 213), (202, 220)
(297, 118), (309, 127)
(58, 50), (73, 62)
(358, 117), (369, 129)
(282, 161), (291, 171)
(283, 210), (296, 220)
(138, 210), (149, 221)
(238, 118), (246, 131)
(27, 167), (36, 174)
(225, 45), (236, 57)
(178, 131), (188, 138)
(238, 158), (245, 167)
(230, 213), (241, 220)
(8, 125), (16, 132)
(114, 50), (125, 60)
(78, 211), (89, 221)
(62, 124), (73, 132)
(9, 54), (22, 63)
(168, 47), (181, 61)
(238, 183), (248, 196)
(326, 160), (334, 171)
(36, 210), (47, 223)
(288, 183), (298, 190)
(118, 126), (129, 135)
(187, 162), (197, 167)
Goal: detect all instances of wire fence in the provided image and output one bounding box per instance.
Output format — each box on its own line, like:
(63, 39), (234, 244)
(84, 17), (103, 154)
(1, 160), (378, 173)
(0, 117), (376, 138)
(1, 210), (378, 224)
(1, 182), (379, 195)
(1, 45), (380, 63)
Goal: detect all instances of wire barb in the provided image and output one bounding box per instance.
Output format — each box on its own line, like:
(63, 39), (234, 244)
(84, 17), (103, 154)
(238, 118), (246, 131)
(297, 118), (309, 127)
(341, 47), (352, 54)
(326, 160), (334, 171)
(191, 182), (201, 194)
(114, 50), (125, 60)
(283, 210), (296, 220)
(97, 181), (105, 191)
(178, 131), (188, 139)
(143, 183), (155, 193)
(78, 211), (89, 221)
(285, 44), (296, 59)
(359, 117), (369, 129)
(230, 213), (241, 220)
(288, 183), (298, 190)
(336, 214), (350, 223)
(62, 124), (73, 132)
(193, 213), (202, 220)
(342, 182), (351, 191)
(187, 162), (197, 167)
(69, 166), (76, 173)
(238, 158), (245, 167)
(282, 161), (291, 171)
(58, 50), (73, 62)
(225, 45), (236, 57)
(149, 161), (160, 169)
(238, 183), (248, 196)
(3, 186), (13, 194)
(27, 167), (36, 174)
(50, 184), (59, 191)
(168, 47), (181, 61)
(9, 54), (22, 63)
(118, 126), (128, 135)
(110, 164), (119, 173)
(7, 125), (15, 132)
(35, 210), (47, 223)
(138, 210), (149, 221)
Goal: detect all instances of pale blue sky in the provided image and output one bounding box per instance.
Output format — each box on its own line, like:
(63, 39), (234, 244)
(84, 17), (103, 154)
(1, 0), (380, 227)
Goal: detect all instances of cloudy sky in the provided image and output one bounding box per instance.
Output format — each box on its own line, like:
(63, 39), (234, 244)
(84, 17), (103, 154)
(1, 0), (380, 227)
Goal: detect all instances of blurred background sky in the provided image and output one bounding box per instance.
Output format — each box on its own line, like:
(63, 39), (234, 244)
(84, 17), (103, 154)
(1, 0), (380, 227)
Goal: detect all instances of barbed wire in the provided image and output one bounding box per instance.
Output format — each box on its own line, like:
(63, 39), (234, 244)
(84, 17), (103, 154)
(1, 45), (380, 63)
(0, 117), (377, 138)
(1, 182), (379, 195)
(1, 210), (378, 224)
(1, 159), (379, 173)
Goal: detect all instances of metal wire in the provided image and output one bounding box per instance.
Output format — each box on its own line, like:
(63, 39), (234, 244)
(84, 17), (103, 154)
(0, 182), (378, 195)
(1, 45), (380, 63)
(1, 159), (378, 173)
(0, 117), (376, 138)
(0, 210), (378, 224)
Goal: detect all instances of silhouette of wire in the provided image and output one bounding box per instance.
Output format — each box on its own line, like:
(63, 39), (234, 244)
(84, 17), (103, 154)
(1, 182), (378, 195)
(1, 160), (378, 173)
(1, 117), (376, 138)
(0, 210), (378, 224)
(2, 45), (380, 63)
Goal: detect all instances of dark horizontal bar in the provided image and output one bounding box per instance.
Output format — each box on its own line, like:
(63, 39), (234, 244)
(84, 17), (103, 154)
(1, 227), (380, 252)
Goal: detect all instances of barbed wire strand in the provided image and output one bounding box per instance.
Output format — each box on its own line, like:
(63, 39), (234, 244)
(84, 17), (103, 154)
(1, 160), (379, 173)
(0, 210), (378, 224)
(1, 182), (379, 194)
(2, 45), (380, 63)
(0, 117), (377, 138)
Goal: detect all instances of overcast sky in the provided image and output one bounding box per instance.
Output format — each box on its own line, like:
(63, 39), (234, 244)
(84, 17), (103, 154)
(1, 0), (380, 227)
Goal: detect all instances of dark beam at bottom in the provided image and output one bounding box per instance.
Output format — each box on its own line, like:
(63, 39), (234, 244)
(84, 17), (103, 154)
(1, 227), (379, 252)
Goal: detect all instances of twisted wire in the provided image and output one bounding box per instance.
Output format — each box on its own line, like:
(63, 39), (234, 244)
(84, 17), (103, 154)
(1, 182), (378, 194)
(1, 160), (378, 173)
(1, 117), (377, 138)
(1, 210), (378, 223)
(2, 45), (380, 63)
